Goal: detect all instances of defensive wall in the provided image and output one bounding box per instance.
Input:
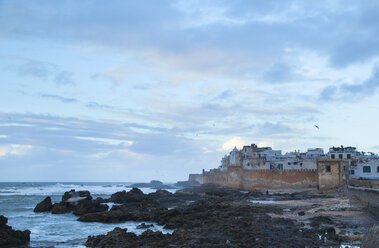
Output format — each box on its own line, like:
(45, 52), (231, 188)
(202, 166), (317, 190)
(348, 179), (379, 189)
(188, 173), (204, 184)
(347, 186), (379, 220)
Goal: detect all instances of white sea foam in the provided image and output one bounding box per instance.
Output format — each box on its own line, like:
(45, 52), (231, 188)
(0, 183), (177, 196)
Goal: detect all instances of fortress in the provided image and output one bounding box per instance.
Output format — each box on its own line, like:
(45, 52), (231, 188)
(189, 144), (379, 190)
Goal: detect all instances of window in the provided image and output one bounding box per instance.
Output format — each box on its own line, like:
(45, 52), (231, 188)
(377, 166), (379, 173)
(363, 166), (371, 173)
(350, 170), (355, 175)
(343, 166), (346, 172)
(288, 162), (291, 165)
(293, 162), (298, 165)
(339, 154), (343, 159)
(300, 163), (303, 166)
(326, 165), (331, 172)
(347, 154), (351, 159)
(331, 154), (335, 159)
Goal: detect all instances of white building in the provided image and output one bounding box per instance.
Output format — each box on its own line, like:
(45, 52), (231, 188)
(220, 143), (379, 180)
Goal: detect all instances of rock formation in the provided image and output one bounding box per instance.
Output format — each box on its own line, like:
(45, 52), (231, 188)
(33, 196), (52, 212)
(0, 215), (30, 248)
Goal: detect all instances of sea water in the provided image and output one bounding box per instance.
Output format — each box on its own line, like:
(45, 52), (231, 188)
(0, 182), (176, 247)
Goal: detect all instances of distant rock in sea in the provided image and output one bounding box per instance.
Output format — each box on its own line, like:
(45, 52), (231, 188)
(174, 180), (200, 187)
(130, 180), (175, 189)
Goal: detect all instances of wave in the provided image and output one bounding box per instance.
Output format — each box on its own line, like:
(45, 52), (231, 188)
(0, 183), (177, 196)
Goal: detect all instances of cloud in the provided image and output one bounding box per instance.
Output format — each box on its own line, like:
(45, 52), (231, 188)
(0, 144), (33, 157)
(17, 59), (75, 85)
(54, 71), (75, 85)
(213, 89), (233, 100)
(39, 94), (77, 103)
(3, 0), (378, 81)
(218, 136), (246, 152)
(0, 112), (222, 181)
(91, 66), (132, 85)
(86, 101), (116, 110)
(18, 60), (56, 78)
(262, 62), (301, 83)
(257, 122), (294, 136)
(320, 66), (379, 101)
(75, 136), (133, 147)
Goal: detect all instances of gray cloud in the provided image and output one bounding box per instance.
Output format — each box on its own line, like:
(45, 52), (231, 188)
(320, 66), (379, 101)
(17, 59), (75, 86)
(54, 71), (75, 85)
(213, 90), (233, 101)
(262, 62), (301, 83)
(0, 112), (219, 182)
(2, 0), (378, 80)
(39, 94), (77, 103)
(256, 122), (297, 138)
(18, 60), (56, 78)
(86, 101), (116, 110)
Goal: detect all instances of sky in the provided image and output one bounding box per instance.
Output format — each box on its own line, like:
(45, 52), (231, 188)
(1, 0), (379, 182)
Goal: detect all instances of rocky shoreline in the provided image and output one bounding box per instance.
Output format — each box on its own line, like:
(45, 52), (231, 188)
(2, 184), (377, 247)
(0, 215), (30, 248)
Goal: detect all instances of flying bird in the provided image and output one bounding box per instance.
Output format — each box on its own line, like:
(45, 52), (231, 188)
(314, 125), (319, 129)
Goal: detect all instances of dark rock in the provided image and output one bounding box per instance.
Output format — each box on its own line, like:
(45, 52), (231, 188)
(82, 184), (343, 248)
(62, 190), (91, 202)
(325, 227), (338, 241)
(0, 215), (7, 226)
(34, 196), (53, 212)
(73, 199), (109, 215)
(130, 181), (176, 190)
(309, 215), (334, 227)
(51, 202), (73, 214)
(49, 190), (108, 215)
(136, 223), (154, 229)
(78, 209), (136, 223)
(109, 188), (147, 204)
(94, 197), (106, 203)
(298, 211), (305, 216)
(0, 215), (30, 248)
(174, 180), (200, 187)
(85, 227), (170, 248)
(361, 224), (379, 248)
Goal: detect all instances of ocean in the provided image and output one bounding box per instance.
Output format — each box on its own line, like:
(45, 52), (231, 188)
(0, 182), (177, 247)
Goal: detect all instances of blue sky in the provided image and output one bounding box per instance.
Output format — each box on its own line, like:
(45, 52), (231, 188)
(1, 0), (379, 181)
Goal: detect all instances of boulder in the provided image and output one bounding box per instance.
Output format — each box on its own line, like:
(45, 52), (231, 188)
(78, 209), (136, 223)
(298, 211), (305, 216)
(109, 188), (147, 203)
(51, 202), (73, 214)
(34, 196), (53, 212)
(73, 199), (109, 215)
(85, 227), (170, 248)
(137, 223), (154, 229)
(62, 190), (91, 202)
(0, 215), (30, 248)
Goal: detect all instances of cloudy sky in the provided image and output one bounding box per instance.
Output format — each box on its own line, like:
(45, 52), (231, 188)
(1, 0), (379, 182)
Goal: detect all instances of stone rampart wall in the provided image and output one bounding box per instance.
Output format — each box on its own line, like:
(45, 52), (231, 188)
(203, 167), (317, 190)
(347, 188), (379, 220)
(348, 179), (379, 189)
